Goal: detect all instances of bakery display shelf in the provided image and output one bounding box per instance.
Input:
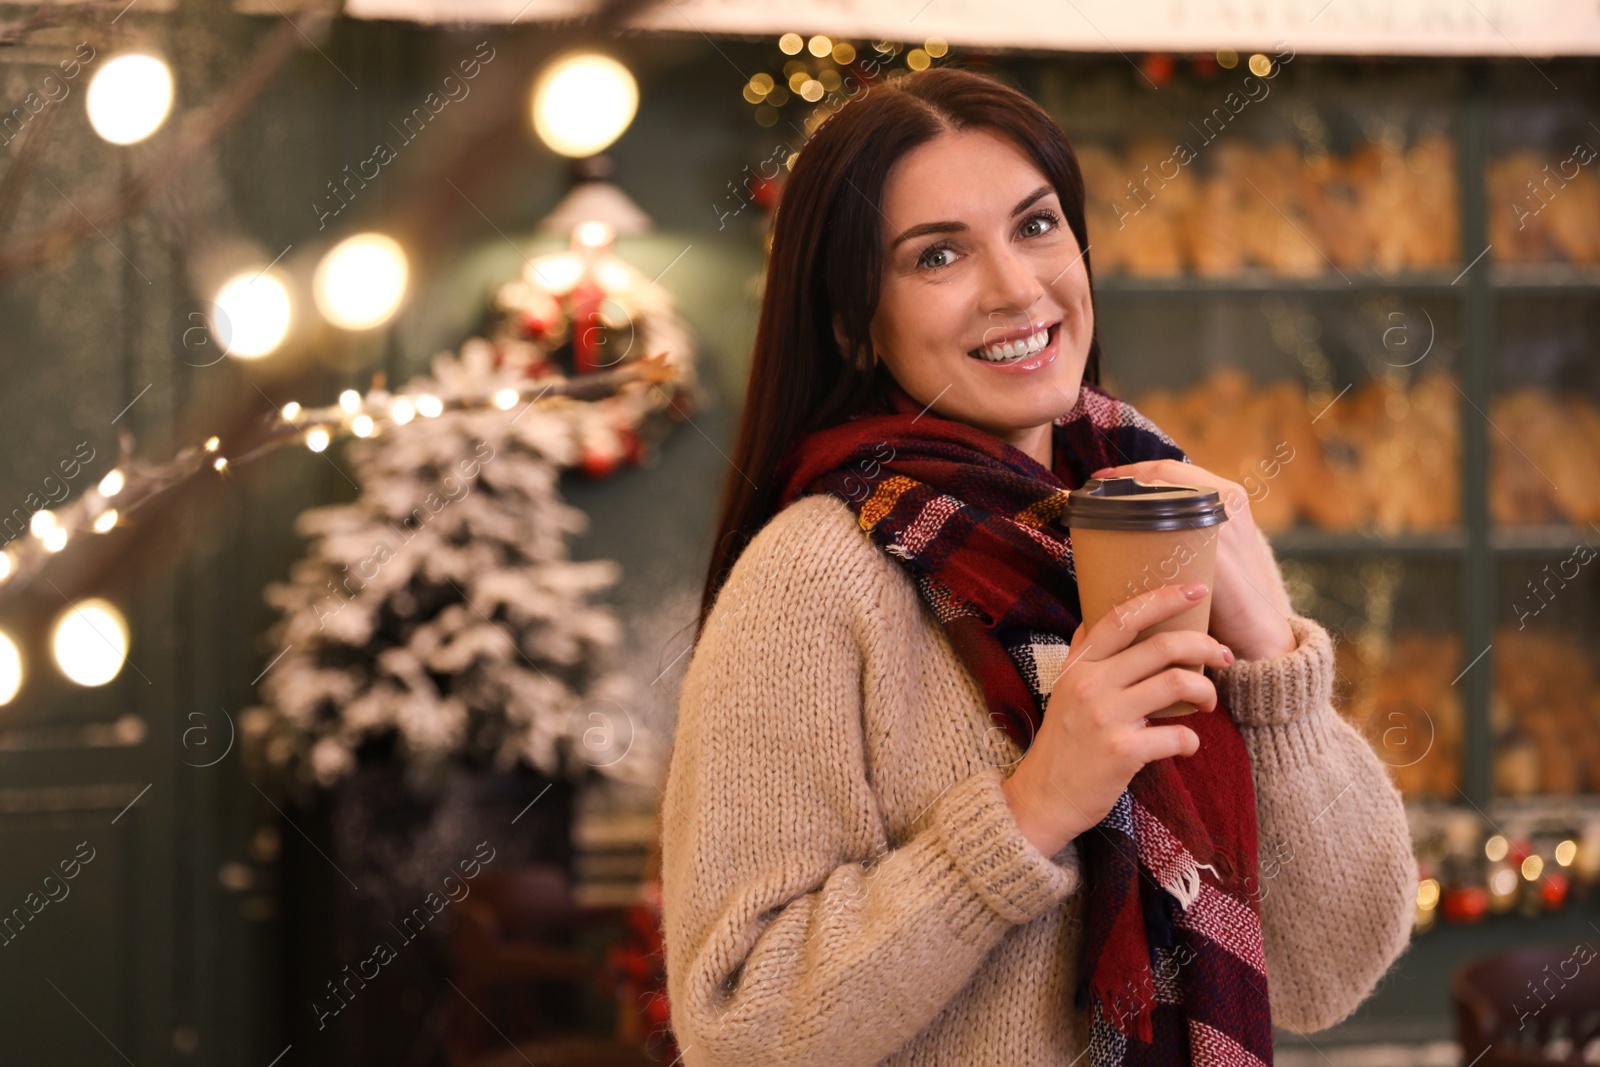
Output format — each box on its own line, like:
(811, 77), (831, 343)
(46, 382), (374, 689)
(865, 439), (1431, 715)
(1095, 270), (1467, 297)
(1490, 264), (1600, 294)
(1489, 523), (1600, 553)
(1075, 61), (1600, 816)
(1095, 264), (1600, 298)
(1267, 526), (1466, 556)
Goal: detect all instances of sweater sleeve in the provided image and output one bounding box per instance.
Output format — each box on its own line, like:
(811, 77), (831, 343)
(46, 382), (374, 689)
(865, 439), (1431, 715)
(660, 514), (1082, 1067)
(1207, 599), (1418, 1034)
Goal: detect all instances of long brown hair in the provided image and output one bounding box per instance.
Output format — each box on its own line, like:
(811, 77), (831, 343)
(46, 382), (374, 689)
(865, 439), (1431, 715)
(695, 63), (1104, 639)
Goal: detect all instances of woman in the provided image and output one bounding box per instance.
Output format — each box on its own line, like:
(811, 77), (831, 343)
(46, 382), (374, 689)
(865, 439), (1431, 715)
(658, 64), (1415, 1067)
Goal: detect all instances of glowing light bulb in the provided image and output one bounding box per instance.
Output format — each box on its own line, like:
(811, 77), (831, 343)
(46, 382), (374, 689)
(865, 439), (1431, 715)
(390, 398), (415, 425)
(0, 631), (20, 705)
(98, 469), (125, 498)
(51, 598), (128, 687)
(593, 259), (633, 295)
(93, 509), (118, 533)
(86, 54), (174, 145)
(339, 389), (361, 413)
(212, 270), (291, 359)
(531, 52), (638, 157)
(351, 414), (375, 437)
(204, 436), (220, 452)
(314, 234), (408, 330)
(416, 395), (443, 418)
(43, 527), (67, 553)
(306, 427), (331, 452)
(281, 401), (302, 421)
(574, 220), (613, 248)
(0, 550), (11, 582)
(494, 388), (519, 411)
(212, 456), (228, 472)
(528, 252), (583, 293)
(30, 509), (57, 538)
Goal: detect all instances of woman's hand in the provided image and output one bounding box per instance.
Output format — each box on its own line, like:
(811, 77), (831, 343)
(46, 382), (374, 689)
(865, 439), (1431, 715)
(1000, 582), (1236, 857)
(1090, 458), (1296, 663)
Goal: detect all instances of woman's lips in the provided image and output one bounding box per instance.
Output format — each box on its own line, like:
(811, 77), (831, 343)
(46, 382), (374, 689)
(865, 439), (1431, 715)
(967, 323), (1060, 375)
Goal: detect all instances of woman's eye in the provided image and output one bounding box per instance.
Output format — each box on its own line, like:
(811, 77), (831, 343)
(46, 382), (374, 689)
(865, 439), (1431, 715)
(918, 244), (954, 271)
(1021, 209), (1060, 238)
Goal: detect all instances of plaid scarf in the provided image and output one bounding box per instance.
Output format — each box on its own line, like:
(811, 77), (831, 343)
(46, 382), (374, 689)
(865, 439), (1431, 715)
(773, 378), (1273, 1067)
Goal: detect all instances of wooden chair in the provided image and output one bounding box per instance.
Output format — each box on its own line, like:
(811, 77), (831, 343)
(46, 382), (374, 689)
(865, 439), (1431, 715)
(442, 865), (659, 1067)
(1452, 945), (1600, 1065)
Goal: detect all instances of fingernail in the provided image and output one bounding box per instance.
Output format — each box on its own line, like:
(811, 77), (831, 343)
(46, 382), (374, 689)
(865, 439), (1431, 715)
(1223, 647), (1236, 665)
(1182, 583), (1208, 600)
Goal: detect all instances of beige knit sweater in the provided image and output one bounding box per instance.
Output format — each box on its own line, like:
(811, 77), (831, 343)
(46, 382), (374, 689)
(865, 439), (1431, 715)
(660, 492), (1416, 1067)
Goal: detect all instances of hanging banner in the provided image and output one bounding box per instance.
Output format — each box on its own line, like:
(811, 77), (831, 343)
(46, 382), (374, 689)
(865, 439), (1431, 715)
(344, 0), (1600, 56)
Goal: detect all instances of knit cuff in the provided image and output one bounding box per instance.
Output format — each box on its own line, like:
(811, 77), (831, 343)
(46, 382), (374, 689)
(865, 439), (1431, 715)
(932, 765), (1082, 928)
(1207, 614), (1335, 728)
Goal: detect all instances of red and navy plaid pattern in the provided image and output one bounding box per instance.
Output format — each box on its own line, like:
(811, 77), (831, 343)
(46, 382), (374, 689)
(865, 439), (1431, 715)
(774, 379), (1273, 1067)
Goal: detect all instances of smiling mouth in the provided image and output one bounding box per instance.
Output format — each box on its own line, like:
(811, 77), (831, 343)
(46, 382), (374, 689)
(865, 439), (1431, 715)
(968, 322), (1059, 363)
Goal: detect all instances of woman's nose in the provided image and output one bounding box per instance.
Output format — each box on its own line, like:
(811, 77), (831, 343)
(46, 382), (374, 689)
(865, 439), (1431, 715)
(980, 244), (1046, 322)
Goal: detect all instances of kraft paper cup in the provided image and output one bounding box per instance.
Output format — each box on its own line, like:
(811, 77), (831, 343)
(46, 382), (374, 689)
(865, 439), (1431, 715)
(1063, 476), (1229, 719)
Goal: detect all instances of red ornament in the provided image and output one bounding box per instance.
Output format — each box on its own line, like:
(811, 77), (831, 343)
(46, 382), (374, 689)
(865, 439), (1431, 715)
(1441, 885), (1489, 923)
(1141, 53), (1175, 87)
(521, 309), (554, 341)
(580, 447), (619, 479)
(749, 174), (780, 211)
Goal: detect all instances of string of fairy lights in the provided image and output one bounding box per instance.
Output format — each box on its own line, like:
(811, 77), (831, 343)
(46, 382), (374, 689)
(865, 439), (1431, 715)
(0, 352), (675, 706)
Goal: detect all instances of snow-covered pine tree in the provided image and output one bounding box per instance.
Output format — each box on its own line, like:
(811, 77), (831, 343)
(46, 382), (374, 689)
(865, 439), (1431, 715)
(241, 337), (659, 803)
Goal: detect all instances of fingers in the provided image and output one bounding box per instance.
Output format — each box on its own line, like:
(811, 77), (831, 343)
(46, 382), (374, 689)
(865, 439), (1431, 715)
(1079, 582), (1210, 661)
(1093, 460), (1251, 514)
(1095, 628), (1232, 691)
(1093, 459), (1201, 485)
(1121, 666), (1219, 718)
(1125, 724), (1202, 765)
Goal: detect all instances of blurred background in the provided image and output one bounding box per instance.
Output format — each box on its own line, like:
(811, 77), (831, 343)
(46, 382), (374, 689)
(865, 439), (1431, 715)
(1, 1), (1598, 1065)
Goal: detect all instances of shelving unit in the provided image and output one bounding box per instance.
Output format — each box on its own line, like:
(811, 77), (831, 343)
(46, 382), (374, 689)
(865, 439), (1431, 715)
(1041, 52), (1600, 1043)
(1059, 58), (1600, 810)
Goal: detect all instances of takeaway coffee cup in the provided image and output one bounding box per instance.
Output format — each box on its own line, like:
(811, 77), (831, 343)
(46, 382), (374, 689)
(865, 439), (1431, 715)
(1061, 476), (1229, 718)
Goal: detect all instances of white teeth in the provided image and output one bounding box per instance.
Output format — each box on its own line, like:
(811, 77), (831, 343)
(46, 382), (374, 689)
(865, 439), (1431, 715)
(971, 326), (1051, 362)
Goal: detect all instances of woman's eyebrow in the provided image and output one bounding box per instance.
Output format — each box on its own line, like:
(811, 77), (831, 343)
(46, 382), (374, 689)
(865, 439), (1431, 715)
(888, 184), (1054, 250)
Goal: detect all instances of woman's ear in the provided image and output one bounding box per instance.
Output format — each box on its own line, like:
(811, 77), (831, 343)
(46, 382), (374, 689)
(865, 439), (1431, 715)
(832, 314), (872, 370)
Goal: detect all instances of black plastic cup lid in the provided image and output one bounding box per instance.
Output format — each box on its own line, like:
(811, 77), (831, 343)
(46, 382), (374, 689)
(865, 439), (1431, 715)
(1062, 476), (1229, 532)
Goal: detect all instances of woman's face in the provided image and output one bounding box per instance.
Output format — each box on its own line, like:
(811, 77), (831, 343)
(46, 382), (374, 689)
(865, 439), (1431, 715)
(848, 126), (1094, 463)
